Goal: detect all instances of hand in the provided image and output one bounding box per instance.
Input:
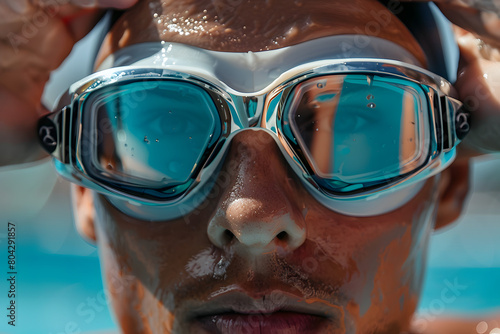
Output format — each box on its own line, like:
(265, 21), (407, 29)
(0, 0), (138, 166)
(400, 0), (500, 156)
(441, 1), (500, 156)
(454, 25), (500, 155)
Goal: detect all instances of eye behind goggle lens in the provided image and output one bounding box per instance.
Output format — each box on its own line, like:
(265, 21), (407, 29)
(81, 80), (221, 199)
(285, 73), (432, 194)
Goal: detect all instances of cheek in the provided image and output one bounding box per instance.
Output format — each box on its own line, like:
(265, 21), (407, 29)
(97, 240), (178, 333)
(303, 179), (438, 325)
(91, 168), (439, 333)
(92, 195), (216, 327)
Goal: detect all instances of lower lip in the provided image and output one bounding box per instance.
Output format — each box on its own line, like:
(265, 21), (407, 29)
(197, 311), (328, 334)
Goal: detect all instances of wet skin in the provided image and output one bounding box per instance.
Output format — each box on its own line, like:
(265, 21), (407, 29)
(1, 0), (498, 167)
(89, 0), (448, 333)
(94, 132), (440, 333)
(0, 0), (497, 332)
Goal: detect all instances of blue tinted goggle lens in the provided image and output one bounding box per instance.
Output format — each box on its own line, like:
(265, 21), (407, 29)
(84, 74), (431, 197)
(285, 74), (430, 193)
(87, 80), (220, 190)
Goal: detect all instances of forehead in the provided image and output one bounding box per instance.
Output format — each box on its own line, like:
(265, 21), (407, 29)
(96, 0), (427, 67)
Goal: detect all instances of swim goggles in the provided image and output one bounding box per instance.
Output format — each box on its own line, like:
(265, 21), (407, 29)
(37, 36), (470, 219)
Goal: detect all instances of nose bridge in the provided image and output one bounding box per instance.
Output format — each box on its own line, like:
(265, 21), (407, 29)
(207, 129), (306, 253)
(222, 129), (295, 210)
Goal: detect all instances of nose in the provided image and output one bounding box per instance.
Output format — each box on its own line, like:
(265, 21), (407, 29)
(207, 130), (307, 255)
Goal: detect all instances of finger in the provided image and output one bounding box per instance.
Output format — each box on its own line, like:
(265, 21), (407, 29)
(4, 0), (31, 14)
(60, 0), (138, 39)
(454, 25), (500, 65)
(455, 29), (500, 154)
(397, 0), (500, 47)
(436, 2), (500, 48)
(62, 8), (104, 42)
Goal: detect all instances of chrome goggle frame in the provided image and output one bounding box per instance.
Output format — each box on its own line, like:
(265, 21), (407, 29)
(38, 58), (470, 210)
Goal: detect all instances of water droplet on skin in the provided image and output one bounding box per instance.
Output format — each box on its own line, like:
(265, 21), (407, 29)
(367, 102), (376, 108)
(366, 94), (374, 100)
(476, 321), (488, 334)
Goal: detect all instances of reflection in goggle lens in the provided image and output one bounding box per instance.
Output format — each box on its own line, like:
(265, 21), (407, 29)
(288, 74), (429, 192)
(90, 81), (219, 188)
(84, 74), (431, 196)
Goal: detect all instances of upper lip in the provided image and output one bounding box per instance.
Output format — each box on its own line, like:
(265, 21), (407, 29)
(188, 287), (337, 319)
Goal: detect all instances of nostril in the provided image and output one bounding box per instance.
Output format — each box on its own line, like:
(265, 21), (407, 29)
(276, 231), (288, 241)
(223, 229), (235, 243)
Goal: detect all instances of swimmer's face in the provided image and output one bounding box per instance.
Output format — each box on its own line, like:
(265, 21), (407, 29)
(74, 0), (469, 332)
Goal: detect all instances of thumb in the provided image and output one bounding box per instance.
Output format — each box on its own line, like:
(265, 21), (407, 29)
(61, 0), (138, 39)
(454, 28), (500, 154)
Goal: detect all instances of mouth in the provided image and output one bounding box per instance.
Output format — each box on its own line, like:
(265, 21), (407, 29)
(189, 289), (339, 334)
(197, 312), (328, 334)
